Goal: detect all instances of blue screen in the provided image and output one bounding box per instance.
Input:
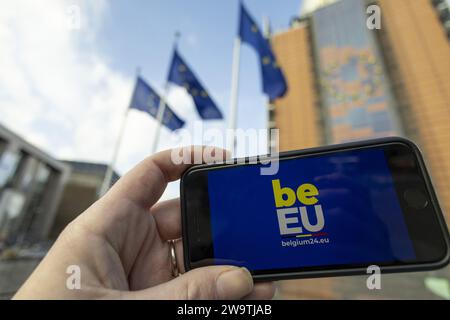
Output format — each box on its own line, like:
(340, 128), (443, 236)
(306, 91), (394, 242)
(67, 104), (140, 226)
(207, 148), (416, 271)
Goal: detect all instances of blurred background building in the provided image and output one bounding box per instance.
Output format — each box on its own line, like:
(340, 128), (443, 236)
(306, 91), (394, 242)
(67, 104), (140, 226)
(271, 0), (450, 299)
(0, 124), (69, 298)
(50, 161), (119, 239)
(0, 124), (69, 247)
(0, 124), (119, 298)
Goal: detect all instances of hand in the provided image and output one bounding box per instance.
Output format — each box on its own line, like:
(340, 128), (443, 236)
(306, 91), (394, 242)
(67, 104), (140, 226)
(14, 146), (275, 300)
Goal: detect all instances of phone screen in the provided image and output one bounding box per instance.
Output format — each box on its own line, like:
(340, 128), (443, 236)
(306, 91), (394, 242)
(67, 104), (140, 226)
(182, 141), (448, 276)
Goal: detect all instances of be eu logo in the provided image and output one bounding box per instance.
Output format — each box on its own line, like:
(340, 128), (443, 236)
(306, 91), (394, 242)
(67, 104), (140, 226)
(272, 179), (326, 237)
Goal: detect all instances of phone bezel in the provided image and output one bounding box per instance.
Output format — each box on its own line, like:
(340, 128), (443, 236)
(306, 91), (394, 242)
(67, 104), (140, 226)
(180, 137), (450, 281)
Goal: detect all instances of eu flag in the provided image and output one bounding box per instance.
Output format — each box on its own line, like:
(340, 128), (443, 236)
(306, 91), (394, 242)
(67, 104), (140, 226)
(167, 50), (223, 120)
(239, 3), (287, 101)
(129, 76), (185, 131)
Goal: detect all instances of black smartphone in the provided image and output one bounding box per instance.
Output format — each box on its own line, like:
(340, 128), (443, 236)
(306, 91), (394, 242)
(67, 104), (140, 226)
(180, 138), (450, 281)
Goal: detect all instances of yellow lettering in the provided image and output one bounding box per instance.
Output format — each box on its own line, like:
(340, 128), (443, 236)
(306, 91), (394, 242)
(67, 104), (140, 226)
(272, 179), (296, 208)
(297, 183), (319, 205)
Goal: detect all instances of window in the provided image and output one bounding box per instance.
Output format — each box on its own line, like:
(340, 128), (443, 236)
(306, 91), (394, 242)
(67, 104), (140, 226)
(0, 149), (22, 188)
(371, 111), (393, 133)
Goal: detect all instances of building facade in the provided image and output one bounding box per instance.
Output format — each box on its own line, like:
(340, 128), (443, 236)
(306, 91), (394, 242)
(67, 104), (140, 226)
(271, 0), (450, 299)
(0, 124), (69, 247)
(270, 18), (323, 152)
(376, 0), (450, 232)
(311, 0), (403, 143)
(50, 161), (119, 239)
(0, 148), (118, 298)
(272, 0), (450, 228)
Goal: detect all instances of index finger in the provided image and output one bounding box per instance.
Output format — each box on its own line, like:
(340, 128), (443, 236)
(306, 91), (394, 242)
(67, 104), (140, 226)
(103, 146), (229, 209)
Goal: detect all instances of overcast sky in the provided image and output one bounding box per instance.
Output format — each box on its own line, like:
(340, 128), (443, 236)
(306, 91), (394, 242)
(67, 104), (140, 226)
(0, 0), (301, 199)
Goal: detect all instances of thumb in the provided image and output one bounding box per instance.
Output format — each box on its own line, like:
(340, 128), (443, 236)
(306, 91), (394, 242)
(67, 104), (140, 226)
(128, 266), (254, 300)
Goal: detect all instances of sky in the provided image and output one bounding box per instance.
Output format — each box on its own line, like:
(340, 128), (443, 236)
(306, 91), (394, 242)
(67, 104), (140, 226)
(0, 0), (302, 199)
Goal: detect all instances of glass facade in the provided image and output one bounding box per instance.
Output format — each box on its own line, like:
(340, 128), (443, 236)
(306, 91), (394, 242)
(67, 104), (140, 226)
(0, 155), (54, 244)
(0, 148), (21, 188)
(0, 126), (69, 246)
(311, 0), (402, 143)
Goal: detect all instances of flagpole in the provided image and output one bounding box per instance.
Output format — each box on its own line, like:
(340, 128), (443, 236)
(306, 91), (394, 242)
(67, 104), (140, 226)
(262, 15), (272, 155)
(98, 68), (140, 197)
(150, 83), (169, 154)
(150, 32), (181, 155)
(98, 108), (129, 197)
(227, 37), (242, 155)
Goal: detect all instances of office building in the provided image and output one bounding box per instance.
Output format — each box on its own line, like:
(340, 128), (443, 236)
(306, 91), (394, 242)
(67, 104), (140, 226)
(270, 0), (450, 299)
(0, 124), (69, 246)
(50, 161), (119, 238)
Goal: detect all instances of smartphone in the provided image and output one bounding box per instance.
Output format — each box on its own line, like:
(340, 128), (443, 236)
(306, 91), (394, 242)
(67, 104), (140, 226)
(180, 138), (450, 281)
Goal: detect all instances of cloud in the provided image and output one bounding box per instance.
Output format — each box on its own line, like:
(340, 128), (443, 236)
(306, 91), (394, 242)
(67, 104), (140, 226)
(0, 0), (230, 200)
(0, 0), (130, 162)
(0, 1), (161, 196)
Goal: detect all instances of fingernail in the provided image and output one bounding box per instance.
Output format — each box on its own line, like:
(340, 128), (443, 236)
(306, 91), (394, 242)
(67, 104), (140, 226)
(216, 267), (253, 299)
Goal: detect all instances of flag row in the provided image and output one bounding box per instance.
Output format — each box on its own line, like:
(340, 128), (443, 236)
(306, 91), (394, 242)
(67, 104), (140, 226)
(129, 2), (288, 131)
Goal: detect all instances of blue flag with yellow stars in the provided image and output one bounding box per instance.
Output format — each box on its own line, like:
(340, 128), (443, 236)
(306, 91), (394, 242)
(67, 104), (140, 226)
(167, 50), (223, 120)
(239, 3), (287, 101)
(129, 76), (185, 131)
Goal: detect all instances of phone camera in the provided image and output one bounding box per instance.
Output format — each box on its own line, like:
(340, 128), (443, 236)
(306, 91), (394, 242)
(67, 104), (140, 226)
(404, 188), (429, 210)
